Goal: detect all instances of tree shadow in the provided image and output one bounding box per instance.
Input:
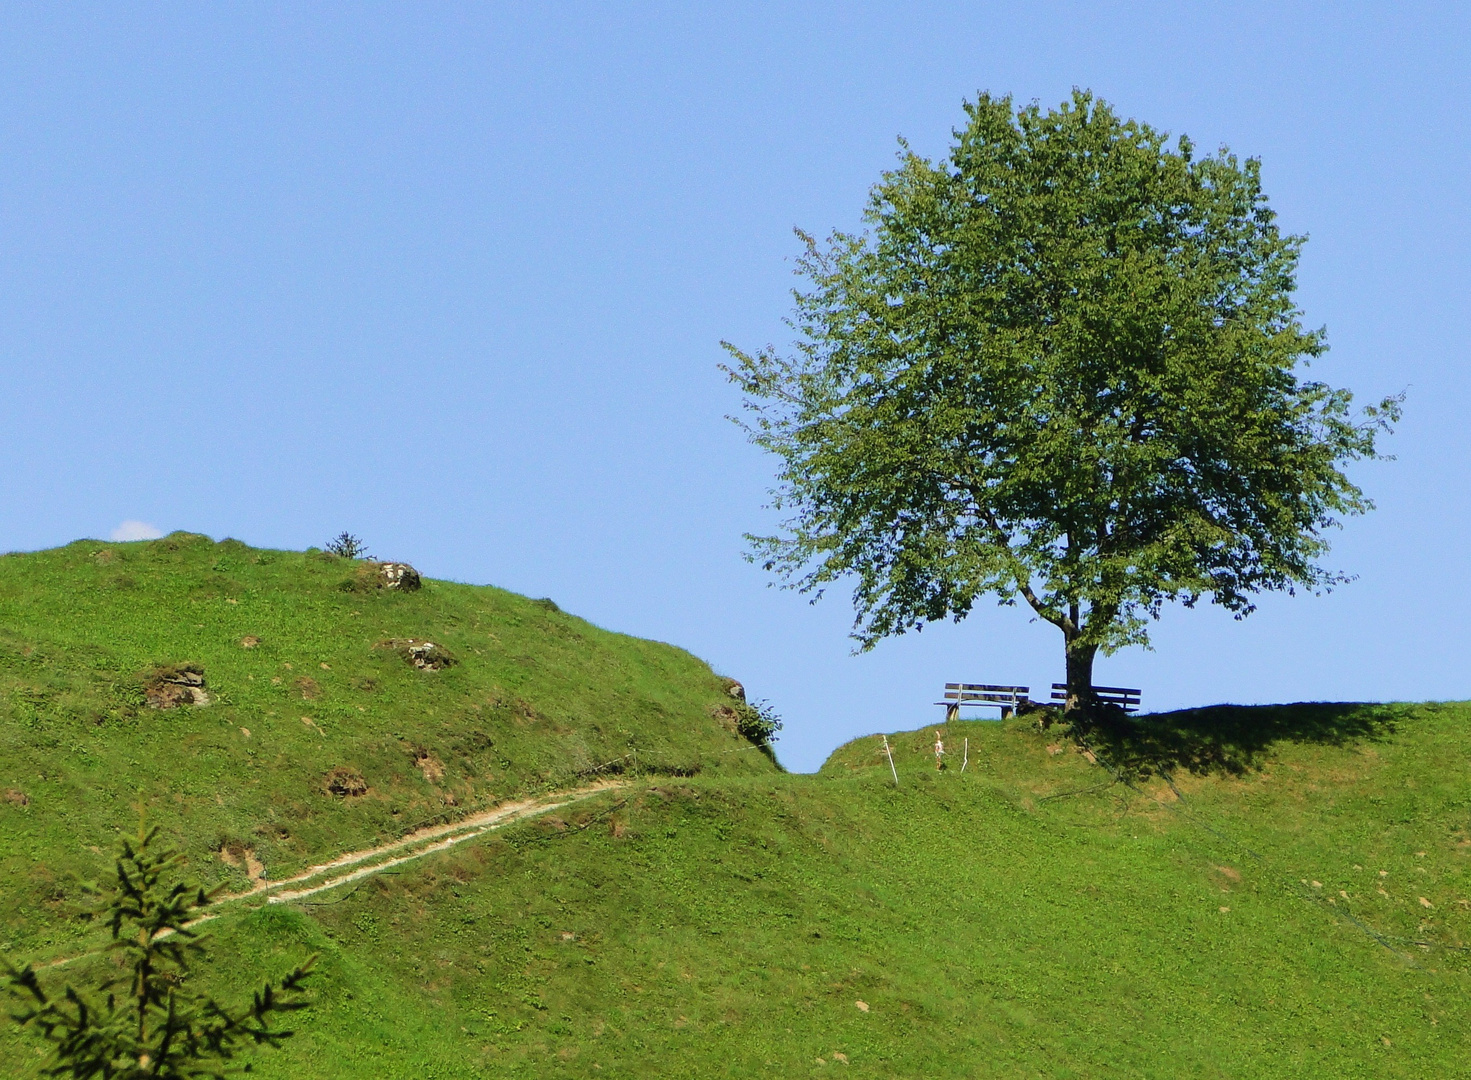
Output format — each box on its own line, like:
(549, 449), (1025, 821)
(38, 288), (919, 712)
(1076, 702), (1399, 779)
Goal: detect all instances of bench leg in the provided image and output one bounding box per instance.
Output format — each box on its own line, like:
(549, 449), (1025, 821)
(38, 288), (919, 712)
(945, 703), (959, 723)
(1000, 706), (1013, 719)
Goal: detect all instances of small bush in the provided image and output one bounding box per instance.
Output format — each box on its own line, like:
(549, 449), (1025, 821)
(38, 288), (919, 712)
(326, 532), (370, 559)
(732, 698), (783, 744)
(3, 820), (314, 1076)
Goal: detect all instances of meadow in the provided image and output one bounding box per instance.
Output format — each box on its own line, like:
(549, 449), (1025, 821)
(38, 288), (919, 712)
(1, 537), (1466, 1077)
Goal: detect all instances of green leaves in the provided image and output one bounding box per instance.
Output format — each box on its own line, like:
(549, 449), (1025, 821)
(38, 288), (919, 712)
(5, 818), (315, 1078)
(725, 90), (1395, 659)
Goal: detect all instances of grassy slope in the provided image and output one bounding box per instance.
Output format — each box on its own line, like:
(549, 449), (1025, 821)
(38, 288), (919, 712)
(3, 539), (1469, 1078)
(0, 534), (773, 957)
(208, 704), (1463, 1080)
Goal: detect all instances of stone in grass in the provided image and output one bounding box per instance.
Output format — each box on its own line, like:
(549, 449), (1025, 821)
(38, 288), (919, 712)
(341, 561), (423, 593)
(377, 638), (456, 671)
(375, 562), (421, 590)
(143, 664), (210, 709)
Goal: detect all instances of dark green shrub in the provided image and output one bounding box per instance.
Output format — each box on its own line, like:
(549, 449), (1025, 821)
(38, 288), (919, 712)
(326, 532), (370, 559)
(4, 819), (314, 1077)
(733, 698), (783, 744)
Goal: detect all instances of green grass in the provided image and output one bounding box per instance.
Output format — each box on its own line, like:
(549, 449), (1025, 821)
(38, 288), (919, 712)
(0, 534), (774, 958)
(2, 537), (1468, 1077)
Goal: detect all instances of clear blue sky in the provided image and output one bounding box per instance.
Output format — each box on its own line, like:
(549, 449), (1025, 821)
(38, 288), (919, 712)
(1, 3), (1466, 771)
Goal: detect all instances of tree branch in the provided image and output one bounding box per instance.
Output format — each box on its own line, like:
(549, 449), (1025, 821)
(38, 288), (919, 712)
(974, 502), (1077, 636)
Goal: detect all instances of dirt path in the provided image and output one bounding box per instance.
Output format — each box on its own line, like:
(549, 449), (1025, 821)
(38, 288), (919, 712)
(40, 780), (624, 969)
(240, 779), (624, 906)
(259, 780), (622, 904)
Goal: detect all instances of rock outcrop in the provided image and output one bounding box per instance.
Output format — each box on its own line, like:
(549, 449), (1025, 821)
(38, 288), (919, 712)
(375, 562), (421, 591)
(144, 664), (210, 708)
(378, 638), (456, 671)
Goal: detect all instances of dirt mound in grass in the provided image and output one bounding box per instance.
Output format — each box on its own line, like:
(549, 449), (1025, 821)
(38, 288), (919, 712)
(324, 767), (369, 798)
(143, 664), (209, 708)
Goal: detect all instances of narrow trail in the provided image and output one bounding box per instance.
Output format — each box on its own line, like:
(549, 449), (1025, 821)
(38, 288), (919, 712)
(40, 780), (624, 970)
(225, 779), (624, 905)
(261, 779), (622, 904)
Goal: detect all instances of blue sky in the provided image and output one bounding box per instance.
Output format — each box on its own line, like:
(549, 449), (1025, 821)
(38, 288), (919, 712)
(1, 3), (1466, 771)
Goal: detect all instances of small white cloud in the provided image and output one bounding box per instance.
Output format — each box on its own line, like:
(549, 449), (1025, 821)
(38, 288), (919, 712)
(111, 520), (165, 542)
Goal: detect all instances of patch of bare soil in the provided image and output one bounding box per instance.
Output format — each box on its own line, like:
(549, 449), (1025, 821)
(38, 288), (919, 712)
(414, 750), (445, 784)
(5, 789), (28, 807)
(218, 841), (267, 885)
(709, 704), (740, 734)
(324, 767), (368, 798)
(240, 635), (261, 649)
(143, 664), (209, 709)
(295, 676), (321, 700)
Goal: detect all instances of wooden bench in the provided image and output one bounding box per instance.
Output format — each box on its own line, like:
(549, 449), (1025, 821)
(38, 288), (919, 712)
(1050, 684), (1141, 713)
(936, 683), (1031, 721)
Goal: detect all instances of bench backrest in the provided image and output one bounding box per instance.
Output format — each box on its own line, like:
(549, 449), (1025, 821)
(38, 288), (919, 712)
(1049, 683), (1141, 711)
(942, 682), (1030, 704)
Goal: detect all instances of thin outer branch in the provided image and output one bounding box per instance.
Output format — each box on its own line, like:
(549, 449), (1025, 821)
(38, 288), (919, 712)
(974, 502), (1077, 636)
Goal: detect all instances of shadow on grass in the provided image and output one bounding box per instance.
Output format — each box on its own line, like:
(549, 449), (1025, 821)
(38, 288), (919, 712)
(1079, 702), (1398, 779)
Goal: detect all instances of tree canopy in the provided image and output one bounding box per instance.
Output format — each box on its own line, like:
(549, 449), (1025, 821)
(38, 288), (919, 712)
(724, 91), (1398, 708)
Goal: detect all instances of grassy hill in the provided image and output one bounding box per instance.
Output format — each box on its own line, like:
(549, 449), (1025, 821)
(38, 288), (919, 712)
(2, 536), (1468, 1077)
(0, 534), (774, 957)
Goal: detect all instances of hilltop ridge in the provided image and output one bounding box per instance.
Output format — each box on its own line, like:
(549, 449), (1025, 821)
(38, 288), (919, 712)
(0, 533), (775, 957)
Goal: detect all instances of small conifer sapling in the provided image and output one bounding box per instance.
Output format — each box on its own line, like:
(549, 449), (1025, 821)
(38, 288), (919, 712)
(4, 819), (315, 1078)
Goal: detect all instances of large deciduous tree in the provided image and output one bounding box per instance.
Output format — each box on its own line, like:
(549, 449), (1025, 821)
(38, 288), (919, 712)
(724, 91), (1397, 712)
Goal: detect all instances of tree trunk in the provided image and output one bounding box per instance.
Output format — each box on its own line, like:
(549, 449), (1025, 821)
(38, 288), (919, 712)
(1064, 638), (1097, 714)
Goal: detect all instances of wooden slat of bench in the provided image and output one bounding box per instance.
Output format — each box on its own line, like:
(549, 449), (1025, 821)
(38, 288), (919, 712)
(938, 697), (1031, 706)
(1048, 682), (1142, 712)
(936, 681), (1031, 713)
(1048, 694), (1141, 703)
(1050, 683), (1140, 696)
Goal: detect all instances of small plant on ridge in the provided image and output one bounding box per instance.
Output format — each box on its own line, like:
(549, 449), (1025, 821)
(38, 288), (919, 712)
(325, 532), (370, 559)
(733, 698), (783, 745)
